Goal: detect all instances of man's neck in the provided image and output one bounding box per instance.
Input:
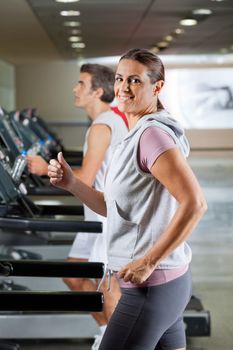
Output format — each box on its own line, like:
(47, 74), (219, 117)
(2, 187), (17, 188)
(86, 101), (111, 121)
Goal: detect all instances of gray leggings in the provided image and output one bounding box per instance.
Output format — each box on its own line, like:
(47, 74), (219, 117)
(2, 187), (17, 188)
(99, 269), (192, 350)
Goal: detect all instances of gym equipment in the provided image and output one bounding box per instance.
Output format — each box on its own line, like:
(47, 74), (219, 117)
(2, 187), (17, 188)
(0, 341), (20, 350)
(0, 247), (42, 260)
(0, 159), (101, 246)
(21, 108), (84, 164)
(0, 260), (105, 346)
(184, 295), (211, 337)
(0, 237), (43, 294)
(11, 108), (83, 166)
(0, 109), (76, 195)
(0, 279), (30, 291)
(0, 260), (104, 278)
(0, 260), (104, 312)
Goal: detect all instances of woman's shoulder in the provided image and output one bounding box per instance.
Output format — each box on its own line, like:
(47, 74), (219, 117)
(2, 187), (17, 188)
(140, 125), (176, 144)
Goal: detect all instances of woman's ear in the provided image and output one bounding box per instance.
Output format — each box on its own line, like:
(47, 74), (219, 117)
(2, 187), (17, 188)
(153, 80), (164, 95)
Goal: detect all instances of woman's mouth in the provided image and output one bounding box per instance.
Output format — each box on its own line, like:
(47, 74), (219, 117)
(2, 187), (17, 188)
(118, 95), (134, 102)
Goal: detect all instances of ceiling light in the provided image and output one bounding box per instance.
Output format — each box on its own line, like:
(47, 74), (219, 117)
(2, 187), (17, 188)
(71, 43), (86, 48)
(157, 41), (169, 48)
(211, 0), (225, 2)
(60, 10), (80, 16)
(174, 28), (184, 34)
(179, 18), (198, 26)
(150, 47), (160, 54)
(69, 36), (82, 42)
(192, 9), (212, 15)
(56, 0), (79, 3)
(64, 21), (80, 27)
(71, 29), (81, 34)
(164, 35), (173, 42)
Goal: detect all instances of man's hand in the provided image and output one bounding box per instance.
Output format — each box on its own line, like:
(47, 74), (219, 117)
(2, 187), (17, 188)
(27, 155), (48, 176)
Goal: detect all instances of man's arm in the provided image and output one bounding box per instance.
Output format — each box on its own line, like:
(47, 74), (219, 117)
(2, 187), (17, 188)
(27, 123), (111, 183)
(73, 123), (111, 186)
(27, 155), (48, 176)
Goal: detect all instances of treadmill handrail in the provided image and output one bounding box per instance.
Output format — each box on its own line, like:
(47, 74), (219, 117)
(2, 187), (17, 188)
(0, 260), (105, 278)
(0, 217), (102, 232)
(0, 204), (84, 216)
(27, 186), (71, 196)
(0, 291), (103, 312)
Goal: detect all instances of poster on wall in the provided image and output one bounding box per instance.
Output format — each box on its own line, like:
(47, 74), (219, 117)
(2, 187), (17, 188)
(160, 68), (233, 129)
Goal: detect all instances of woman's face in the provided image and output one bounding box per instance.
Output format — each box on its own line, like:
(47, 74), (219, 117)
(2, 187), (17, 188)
(114, 59), (162, 117)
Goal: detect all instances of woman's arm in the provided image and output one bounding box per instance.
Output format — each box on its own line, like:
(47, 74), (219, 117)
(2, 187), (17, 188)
(144, 147), (207, 265)
(118, 148), (207, 283)
(48, 152), (107, 216)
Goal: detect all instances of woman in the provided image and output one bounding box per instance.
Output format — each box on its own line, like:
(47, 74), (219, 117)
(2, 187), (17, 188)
(48, 48), (207, 350)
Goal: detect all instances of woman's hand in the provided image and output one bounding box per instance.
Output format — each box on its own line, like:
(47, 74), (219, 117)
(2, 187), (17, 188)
(117, 257), (156, 284)
(48, 152), (76, 191)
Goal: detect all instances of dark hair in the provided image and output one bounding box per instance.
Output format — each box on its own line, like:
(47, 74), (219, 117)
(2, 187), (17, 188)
(120, 48), (165, 110)
(80, 63), (115, 103)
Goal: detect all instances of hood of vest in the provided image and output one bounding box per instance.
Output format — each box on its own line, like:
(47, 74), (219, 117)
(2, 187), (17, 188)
(123, 110), (190, 157)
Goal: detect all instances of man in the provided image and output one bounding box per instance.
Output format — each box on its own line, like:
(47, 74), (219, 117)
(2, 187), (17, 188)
(27, 63), (128, 350)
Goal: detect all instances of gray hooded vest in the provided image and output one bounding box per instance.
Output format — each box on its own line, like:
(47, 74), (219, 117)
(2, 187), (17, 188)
(104, 110), (192, 271)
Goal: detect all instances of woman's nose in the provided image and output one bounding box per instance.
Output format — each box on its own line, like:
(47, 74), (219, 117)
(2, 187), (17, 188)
(121, 80), (130, 92)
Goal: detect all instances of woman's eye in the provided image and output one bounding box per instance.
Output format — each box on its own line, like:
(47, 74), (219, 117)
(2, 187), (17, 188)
(115, 77), (122, 82)
(130, 78), (141, 84)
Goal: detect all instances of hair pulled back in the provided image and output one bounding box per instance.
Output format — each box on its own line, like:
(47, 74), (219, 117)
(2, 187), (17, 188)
(120, 48), (165, 110)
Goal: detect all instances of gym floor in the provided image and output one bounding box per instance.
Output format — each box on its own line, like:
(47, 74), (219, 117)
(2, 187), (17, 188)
(187, 154), (233, 350)
(3, 154), (233, 350)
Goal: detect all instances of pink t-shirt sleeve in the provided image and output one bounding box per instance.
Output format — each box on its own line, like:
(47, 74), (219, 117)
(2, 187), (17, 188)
(138, 126), (177, 172)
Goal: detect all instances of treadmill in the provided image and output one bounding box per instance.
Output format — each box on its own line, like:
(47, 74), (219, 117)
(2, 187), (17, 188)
(19, 108), (83, 165)
(0, 158), (101, 246)
(0, 108), (72, 196)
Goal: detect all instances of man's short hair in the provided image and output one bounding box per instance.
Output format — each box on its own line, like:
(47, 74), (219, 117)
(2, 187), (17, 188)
(80, 64), (115, 103)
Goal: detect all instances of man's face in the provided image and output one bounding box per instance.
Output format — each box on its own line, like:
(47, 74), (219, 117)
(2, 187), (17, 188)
(73, 72), (95, 108)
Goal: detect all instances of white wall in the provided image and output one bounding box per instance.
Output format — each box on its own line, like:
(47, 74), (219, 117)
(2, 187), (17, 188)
(16, 60), (88, 148)
(16, 60), (87, 122)
(15, 59), (233, 151)
(0, 59), (15, 111)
